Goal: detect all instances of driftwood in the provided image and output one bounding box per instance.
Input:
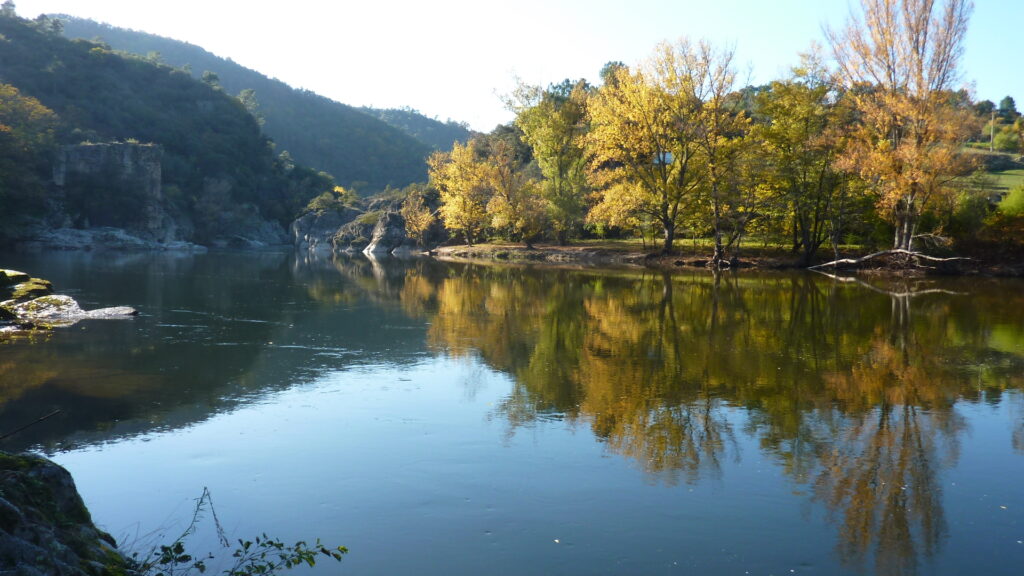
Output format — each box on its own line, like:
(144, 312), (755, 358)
(808, 249), (972, 271)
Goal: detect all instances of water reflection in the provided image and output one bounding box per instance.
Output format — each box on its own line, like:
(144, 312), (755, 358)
(381, 259), (1024, 575)
(3, 251), (1023, 574)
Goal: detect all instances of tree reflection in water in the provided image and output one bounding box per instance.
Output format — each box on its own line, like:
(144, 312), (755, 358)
(378, 259), (1024, 575)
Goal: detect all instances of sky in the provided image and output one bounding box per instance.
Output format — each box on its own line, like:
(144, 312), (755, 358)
(13, 0), (1024, 132)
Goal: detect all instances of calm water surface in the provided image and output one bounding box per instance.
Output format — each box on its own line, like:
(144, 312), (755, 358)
(1, 250), (1023, 575)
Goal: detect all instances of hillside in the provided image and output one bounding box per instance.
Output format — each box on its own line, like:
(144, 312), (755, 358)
(0, 12), (333, 244)
(361, 106), (474, 151)
(58, 16), (437, 191)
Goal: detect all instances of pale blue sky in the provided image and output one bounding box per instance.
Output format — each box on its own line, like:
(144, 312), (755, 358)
(14, 0), (1023, 131)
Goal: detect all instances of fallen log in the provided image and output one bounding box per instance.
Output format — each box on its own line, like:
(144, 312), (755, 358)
(808, 249), (972, 271)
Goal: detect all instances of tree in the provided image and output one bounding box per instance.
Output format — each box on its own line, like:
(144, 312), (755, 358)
(678, 40), (750, 265)
(428, 140), (491, 245)
(998, 95), (1019, 120)
(400, 190), (436, 247)
(510, 79), (591, 244)
(0, 83), (58, 217)
(482, 137), (546, 247)
(237, 88), (265, 127)
(587, 40), (711, 254)
(827, 0), (975, 253)
(754, 52), (851, 265)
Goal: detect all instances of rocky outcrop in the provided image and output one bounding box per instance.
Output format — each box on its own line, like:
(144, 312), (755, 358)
(331, 218), (372, 253)
(54, 143), (167, 240)
(1, 270), (137, 334)
(291, 208), (361, 251)
(0, 452), (134, 576)
(363, 212), (409, 255)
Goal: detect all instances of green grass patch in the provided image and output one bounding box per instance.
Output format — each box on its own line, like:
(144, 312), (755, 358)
(992, 169), (1024, 195)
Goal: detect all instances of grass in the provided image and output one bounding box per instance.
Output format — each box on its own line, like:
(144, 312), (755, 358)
(991, 169), (1024, 195)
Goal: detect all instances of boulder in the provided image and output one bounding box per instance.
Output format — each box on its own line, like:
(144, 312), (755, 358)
(0, 270), (30, 287)
(291, 208), (359, 251)
(333, 218), (374, 253)
(0, 451), (134, 575)
(363, 212), (408, 255)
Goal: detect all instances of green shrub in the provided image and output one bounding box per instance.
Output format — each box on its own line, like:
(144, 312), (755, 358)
(999, 186), (1024, 216)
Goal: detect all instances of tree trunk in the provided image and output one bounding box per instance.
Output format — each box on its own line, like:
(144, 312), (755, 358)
(662, 220), (676, 254)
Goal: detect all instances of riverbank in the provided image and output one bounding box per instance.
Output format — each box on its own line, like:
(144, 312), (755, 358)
(432, 242), (1024, 276)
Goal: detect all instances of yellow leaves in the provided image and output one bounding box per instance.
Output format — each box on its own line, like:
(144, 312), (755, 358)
(429, 141), (491, 244)
(0, 83), (58, 151)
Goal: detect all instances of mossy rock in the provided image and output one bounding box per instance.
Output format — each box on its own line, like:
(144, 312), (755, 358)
(0, 269), (31, 287)
(5, 278), (54, 303)
(0, 305), (15, 322)
(0, 451), (131, 575)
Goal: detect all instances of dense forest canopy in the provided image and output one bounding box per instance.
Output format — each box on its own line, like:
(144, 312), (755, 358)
(57, 16), (451, 192)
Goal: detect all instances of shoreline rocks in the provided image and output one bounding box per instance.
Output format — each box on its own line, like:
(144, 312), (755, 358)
(16, 227), (207, 253)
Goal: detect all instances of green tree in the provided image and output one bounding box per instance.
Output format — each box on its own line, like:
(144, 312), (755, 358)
(511, 79), (591, 244)
(0, 83), (58, 218)
(998, 95), (1018, 120)
(754, 52), (849, 265)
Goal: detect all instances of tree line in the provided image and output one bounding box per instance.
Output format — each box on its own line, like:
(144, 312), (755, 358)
(421, 0), (1020, 266)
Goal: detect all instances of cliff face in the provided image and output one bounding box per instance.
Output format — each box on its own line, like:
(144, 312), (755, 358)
(53, 143), (172, 241)
(0, 452), (133, 576)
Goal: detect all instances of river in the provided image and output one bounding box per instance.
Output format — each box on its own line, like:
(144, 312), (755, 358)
(1, 249), (1023, 575)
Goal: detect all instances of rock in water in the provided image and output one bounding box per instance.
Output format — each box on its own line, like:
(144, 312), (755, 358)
(0, 452), (134, 575)
(7, 295), (136, 328)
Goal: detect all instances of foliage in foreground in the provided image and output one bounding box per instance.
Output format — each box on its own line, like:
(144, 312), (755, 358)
(134, 488), (346, 576)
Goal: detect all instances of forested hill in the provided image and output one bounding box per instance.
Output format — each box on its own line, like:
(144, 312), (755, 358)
(0, 12), (334, 244)
(58, 16), (434, 191)
(361, 106), (474, 151)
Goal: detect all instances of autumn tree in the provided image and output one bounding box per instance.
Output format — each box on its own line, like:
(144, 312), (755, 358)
(827, 0), (975, 253)
(510, 79), (591, 244)
(676, 41), (750, 266)
(483, 137), (546, 247)
(587, 43), (707, 254)
(428, 141), (491, 245)
(400, 190), (436, 247)
(755, 53), (851, 265)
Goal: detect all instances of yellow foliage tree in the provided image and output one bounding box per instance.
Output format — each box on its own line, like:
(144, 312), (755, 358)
(484, 138), (546, 247)
(428, 141), (491, 245)
(827, 0), (975, 252)
(587, 48), (705, 254)
(399, 191), (435, 247)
